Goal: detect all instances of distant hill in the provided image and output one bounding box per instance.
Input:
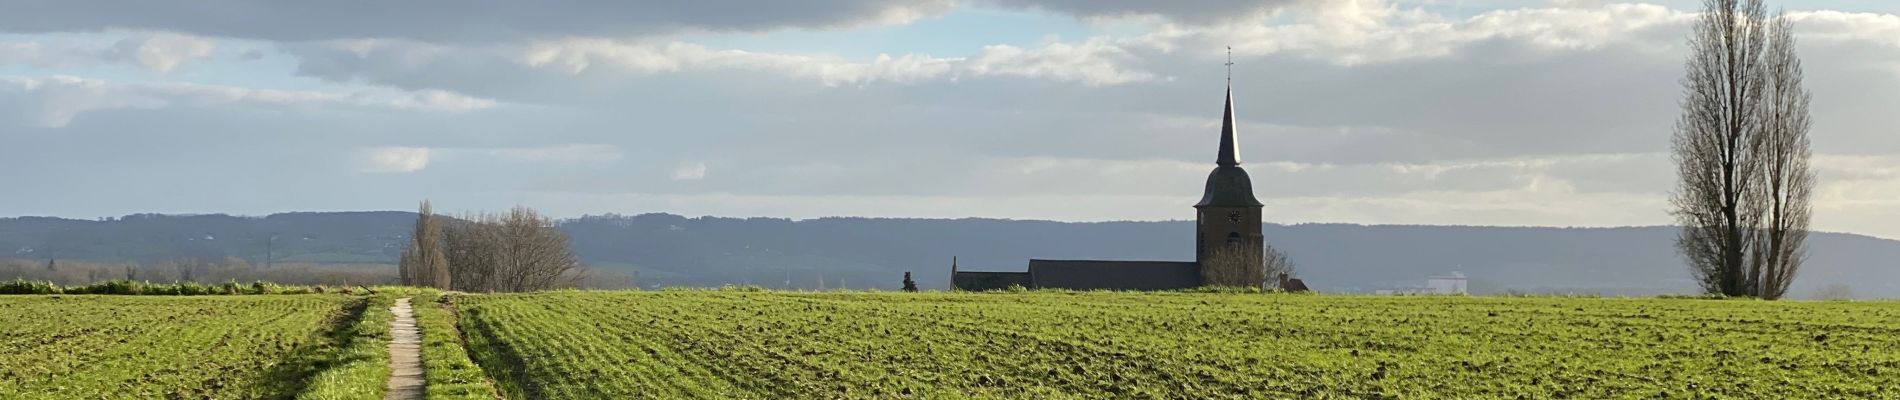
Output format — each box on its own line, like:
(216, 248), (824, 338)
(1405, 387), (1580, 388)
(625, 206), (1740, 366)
(3, 212), (1895, 298)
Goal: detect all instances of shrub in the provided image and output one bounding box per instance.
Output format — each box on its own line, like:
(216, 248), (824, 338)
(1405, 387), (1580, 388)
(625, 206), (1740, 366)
(717, 284), (768, 292)
(0, 279), (60, 295)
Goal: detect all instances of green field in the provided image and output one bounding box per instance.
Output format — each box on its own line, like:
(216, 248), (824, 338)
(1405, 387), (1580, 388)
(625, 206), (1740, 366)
(455, 291), (1900, 399)
(2, 291), (1896, 399)
(0, 295), (369, 399)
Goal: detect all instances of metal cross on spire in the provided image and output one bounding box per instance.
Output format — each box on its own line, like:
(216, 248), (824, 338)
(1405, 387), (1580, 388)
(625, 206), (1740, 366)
(1225, 46), (1234, 85)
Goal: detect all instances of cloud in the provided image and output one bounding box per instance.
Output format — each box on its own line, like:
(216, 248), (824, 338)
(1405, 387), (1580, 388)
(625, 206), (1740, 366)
(0, 75), (167, 127)
(520, 38), (1154, 86)
(356, 146), (431, 173)
(1789, 11), (1900, 48)
(291, 37), (1156, 90)
(517, 39), (962, 86)
(1134, 2), (1691, 65)
(0, 42), (69, 67)
(0, 31), (217, 73)
(672, 162), (708, 181)
(114, 32), (215, 73)
(0, 75), (496, 127)
(963, 39), (1155, 85)
(979, 0), (1303, 25)
(0, 0), (956, 43)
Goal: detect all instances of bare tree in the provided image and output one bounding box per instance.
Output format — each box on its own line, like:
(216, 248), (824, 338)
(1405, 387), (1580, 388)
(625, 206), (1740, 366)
(1748, 13), (1813, 299)
(497, 207), (582, 291)
(444, 212), (499, 292)
(419, 202), (452, 289)
(399, 200), (452, 289)
(398, 243), (415, 285)
(1201, 244), (1264, 288)
(1264, 243), (1296, 290)
(443, 206), (584, 292)
(1670, 0), (1813, 299)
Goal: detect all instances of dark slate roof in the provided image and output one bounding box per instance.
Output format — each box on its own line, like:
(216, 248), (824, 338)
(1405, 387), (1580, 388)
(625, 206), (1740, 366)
(952, 271), (1032, 291)
(1196, 165), (1263, 207)
(1027, 260), (1203, 291)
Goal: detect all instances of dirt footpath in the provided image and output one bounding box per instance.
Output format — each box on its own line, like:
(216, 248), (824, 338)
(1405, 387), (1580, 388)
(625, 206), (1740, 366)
(384, 297), (422, 400)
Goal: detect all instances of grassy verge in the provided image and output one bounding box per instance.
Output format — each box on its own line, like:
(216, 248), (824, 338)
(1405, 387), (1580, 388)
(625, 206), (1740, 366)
(414, 292), (503, 399)
(293, 294), (395, 400)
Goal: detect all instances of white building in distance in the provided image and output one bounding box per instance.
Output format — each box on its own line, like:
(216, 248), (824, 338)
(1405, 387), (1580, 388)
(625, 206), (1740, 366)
(1426, 272), (1468, 295)
(1375, 271), (1470, 295)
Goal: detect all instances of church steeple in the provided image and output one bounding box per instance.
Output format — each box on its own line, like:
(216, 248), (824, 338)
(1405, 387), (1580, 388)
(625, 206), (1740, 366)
(1195, 83), (1263, 208)
(1194, 59), (1266, 288)
(1217, 86), (1239, 166)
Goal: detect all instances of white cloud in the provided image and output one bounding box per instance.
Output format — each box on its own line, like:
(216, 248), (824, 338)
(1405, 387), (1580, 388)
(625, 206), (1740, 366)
(1789, 11), (1900, 48)
(0, 31), (216, 73)
(672, 161), (708, 180)
(517, 38), (1153, 86)
(963, 39), (1155, 85)
(0, 42), (54, 65)
(1131, 1), (1691, 65)
(0, 75), (167, 127)
(0, 0), (959, 43)
(297, 36), (1154, 88)
(356, 146), (431, 173)
(978, 0), (1302, 25)
(519, 40), (961, 86)
(144, 83), (495, 112)
(115, 32), (215, 73)
(0, 75), (496, 127)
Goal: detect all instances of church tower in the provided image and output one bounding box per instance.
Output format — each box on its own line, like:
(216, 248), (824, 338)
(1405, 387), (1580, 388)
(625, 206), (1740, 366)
(1194, 84), (1265, 286)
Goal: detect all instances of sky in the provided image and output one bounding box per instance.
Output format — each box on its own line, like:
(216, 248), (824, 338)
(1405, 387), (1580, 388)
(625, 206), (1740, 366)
(3, 1), (1900, 237)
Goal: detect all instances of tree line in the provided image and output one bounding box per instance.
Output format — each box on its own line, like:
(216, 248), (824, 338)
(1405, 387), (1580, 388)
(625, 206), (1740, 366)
(399, 201), (586, 292)
(0, 257), (397, 286)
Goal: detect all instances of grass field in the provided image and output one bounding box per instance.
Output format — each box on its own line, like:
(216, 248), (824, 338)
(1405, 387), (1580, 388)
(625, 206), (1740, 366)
(0, 295), (369, 399)
(454, 291), (1900, 399)
(2, 290), (1895, 399)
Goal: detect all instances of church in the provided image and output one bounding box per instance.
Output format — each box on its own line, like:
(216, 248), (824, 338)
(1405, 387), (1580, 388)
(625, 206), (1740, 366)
(952, 83), (1299, 291)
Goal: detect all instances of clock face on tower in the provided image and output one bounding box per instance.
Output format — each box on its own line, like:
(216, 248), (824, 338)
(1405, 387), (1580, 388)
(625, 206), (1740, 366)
(1227, 212), (1243, 223)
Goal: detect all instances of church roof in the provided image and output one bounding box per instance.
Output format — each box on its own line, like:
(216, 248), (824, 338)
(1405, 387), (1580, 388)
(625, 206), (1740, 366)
(1196, 166), (1263, 207)
(952, 271), (1032, 291)
(1196, 85), (1263, 207)
(1027, 260), (1202, 291)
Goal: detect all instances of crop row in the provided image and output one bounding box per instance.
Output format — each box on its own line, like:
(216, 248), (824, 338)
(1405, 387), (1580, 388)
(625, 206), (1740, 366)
(413, 292), (501, 400)
(454, 291), (1900, 399)
(0, 295), (362, 399)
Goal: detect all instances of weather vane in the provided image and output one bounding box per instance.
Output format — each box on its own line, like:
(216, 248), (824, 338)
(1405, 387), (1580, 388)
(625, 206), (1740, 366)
(1225, 46), (1234, 84)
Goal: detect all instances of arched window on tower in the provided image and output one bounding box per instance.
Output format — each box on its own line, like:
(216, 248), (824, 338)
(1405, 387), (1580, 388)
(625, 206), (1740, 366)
(1226, 232), (1241, 245)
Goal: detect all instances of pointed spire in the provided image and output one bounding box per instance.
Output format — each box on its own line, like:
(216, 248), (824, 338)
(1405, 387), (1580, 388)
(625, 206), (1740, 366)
(1217, 85), (1239, 166)
(949, 256), (959, 291)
